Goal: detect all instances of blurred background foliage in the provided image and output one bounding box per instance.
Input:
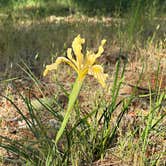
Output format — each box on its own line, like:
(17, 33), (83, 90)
(0, 0), (165, 78)
(0, 0), (165, 16)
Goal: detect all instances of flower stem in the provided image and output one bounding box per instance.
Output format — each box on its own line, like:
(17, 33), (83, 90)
(55, 77), (83, 144)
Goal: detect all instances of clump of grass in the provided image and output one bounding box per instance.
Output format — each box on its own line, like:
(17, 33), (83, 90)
(110, 62), (166, 165)
(0, 58), (133, 165)
(1, 48), (165, 165)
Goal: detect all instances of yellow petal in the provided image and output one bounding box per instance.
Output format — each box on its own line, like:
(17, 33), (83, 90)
(72, 35), (85, 69)
(85, 51), (95, 66)
(43, 63), (56, 76)
(67, 48), (78, 68)
(43, 57), (78, 76)
(95, 39), (106, 59)
(85, 39), (106, 67)
(78, 67), (88, 81)
(88, 65), (108, 87)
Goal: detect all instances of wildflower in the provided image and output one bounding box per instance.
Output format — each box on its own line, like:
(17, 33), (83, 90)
(43, 35), (108, 87)
(43, 35), (108, 144)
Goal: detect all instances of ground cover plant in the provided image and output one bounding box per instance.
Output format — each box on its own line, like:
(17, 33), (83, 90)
(0, 0), (165, 165)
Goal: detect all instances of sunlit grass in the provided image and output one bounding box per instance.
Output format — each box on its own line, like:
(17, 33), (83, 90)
(1, 56), (165, 165)
(0, 59), (133, 165)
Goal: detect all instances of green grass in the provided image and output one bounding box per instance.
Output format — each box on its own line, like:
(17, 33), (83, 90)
(0, 59), (165, 165)
(0, 60), (132, 165)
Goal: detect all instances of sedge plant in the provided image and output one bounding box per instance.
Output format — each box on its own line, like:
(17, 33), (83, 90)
(43, 34), (108, 144)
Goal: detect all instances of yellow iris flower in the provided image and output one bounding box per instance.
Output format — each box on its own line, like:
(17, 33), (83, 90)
(43, 35), (108, 87)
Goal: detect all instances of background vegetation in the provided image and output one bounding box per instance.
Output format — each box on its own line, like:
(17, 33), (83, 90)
(0, 0), (165, 78)
(0, 0), (165, 15)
